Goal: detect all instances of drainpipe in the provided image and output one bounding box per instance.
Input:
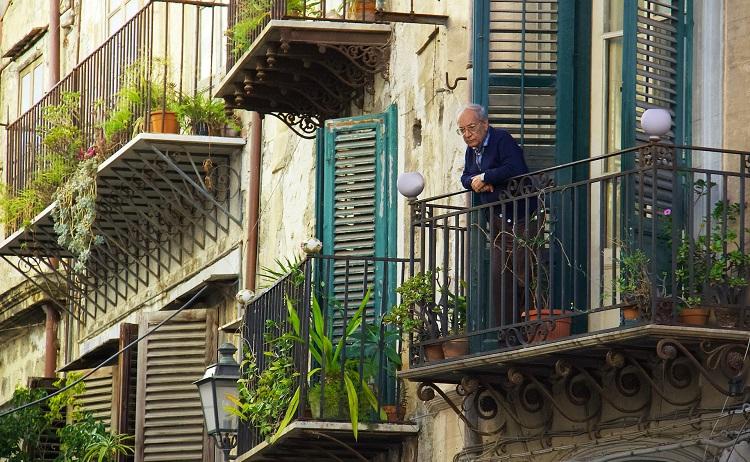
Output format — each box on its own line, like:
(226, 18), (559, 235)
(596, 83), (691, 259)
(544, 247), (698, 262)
(41, 304), (59, 378)
(462, 0), (482, 454)
(466, 0), (474, 100)
(244, 111), (262, 291)
(49, 0), (60, 85)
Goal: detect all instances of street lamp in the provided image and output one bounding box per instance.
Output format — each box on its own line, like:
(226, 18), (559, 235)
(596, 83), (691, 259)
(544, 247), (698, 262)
(195, 342), (241, 461)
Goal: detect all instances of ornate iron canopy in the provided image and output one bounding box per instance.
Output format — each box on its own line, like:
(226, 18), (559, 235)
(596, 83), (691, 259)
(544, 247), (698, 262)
(0, 134), (245, 324)
(215, 20), (391, 138)
(410, 335), (750, 458)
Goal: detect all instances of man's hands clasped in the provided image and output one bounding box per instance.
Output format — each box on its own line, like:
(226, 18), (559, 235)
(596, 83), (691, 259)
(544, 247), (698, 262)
(470, 175), (494, 193)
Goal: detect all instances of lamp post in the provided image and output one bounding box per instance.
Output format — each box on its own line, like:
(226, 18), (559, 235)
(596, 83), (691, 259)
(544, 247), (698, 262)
(195, 343), (241, 462)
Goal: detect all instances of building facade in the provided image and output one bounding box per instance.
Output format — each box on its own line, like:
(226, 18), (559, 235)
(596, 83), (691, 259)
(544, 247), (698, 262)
(1, 0), (749, 461)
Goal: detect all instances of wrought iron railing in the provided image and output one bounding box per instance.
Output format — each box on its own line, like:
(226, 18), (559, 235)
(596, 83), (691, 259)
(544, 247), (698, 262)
(226, 0), (380, 68)
(4, 0), (228, 231)
(408, 142), (750, 367)
(238, 255), (408, 451)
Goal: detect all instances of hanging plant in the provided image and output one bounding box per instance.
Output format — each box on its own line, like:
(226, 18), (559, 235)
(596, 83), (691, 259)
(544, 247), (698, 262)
(52, 158), (103, 273)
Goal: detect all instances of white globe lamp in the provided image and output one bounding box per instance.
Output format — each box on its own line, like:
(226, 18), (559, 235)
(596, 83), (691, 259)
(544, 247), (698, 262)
(397, 172), (425, 200)
(641, 108), (672, 141)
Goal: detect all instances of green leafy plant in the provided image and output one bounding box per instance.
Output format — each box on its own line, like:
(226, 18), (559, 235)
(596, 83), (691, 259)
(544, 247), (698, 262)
(258, 254), (305, 288)
(0, 387), (49, 462)
(616, 247), (651, 315)
(103, 57), (177, 144)
(174, 91), (238, 136)
(383, 271), (436, 337)
(228, 0), (322, 55)
(52, 158), (103, 273)
(305, 289), (382, 440)
(49, 374), (133, 462)
(0, 92), (80, 228)
(675, 180), (750, 309)
(228, 319), (300, 441)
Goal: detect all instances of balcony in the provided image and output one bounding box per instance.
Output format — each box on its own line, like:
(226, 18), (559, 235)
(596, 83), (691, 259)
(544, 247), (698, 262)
(398, 142), (750, 417)
(215, 0), (446, 138)
(236, 255), (418, 461)
(0, 0), (244, 324)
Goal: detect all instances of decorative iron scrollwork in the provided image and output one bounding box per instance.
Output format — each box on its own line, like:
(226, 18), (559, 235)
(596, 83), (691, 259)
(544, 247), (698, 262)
(267, 112), (322, 138)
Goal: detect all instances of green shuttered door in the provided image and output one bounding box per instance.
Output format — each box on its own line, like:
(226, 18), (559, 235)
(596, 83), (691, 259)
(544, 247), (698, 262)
(317, 107), (397, 327)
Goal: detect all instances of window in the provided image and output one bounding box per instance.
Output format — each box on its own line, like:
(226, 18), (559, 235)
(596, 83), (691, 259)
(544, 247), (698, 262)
(19, 59), (44, 115)
(107, 0), (139, 35)
(198, 6), (228, 87)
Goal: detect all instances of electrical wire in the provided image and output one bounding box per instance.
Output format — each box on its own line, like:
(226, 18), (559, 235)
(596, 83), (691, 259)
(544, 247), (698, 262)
(0, 284), (208, 419)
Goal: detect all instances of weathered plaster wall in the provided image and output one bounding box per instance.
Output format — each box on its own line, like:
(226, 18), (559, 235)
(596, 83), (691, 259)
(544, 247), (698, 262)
(255, 123), (317, 274)
(0, 321), (45, 403)
(724, 0), (750, 152)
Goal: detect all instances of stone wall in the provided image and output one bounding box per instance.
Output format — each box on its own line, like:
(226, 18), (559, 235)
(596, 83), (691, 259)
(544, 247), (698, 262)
(724, 0), (750, 151)
(0, 321), (45, 404)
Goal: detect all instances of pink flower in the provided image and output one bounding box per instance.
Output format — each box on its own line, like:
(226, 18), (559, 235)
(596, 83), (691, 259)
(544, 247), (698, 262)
(663, 208), (672, 216)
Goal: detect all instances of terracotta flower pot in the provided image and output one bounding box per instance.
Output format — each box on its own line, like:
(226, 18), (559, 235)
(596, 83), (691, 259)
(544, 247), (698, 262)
(347, 0), (376, 21)
(523, 308), (572, 342)
(149, 110), (179, 134)
(423, 343), (444, 362)
(442, 338), (469, 358)
(382, 404), (403, 423)
(679, 307), (709, 326)
(621, 304), (640, 321)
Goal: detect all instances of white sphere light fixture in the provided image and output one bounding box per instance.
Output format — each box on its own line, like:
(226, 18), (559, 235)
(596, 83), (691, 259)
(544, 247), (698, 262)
(301, 237), (323, 255)
(235, 289), (255, 305)
(397, 172), (425, 199)
(641, 108), (672, 141)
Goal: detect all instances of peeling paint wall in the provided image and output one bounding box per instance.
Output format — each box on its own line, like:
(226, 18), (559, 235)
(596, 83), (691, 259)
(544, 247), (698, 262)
(0, 322), (45, 403)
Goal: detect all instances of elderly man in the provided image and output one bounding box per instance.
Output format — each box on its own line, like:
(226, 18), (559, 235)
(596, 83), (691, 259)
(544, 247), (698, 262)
(458, 104), (533, 327)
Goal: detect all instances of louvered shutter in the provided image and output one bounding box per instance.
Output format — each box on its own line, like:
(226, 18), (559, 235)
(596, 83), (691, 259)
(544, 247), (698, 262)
(486, 0), (559, 171)
(28, 377), (61, 462)
(135, 309), (217, 462)
(621, 0), (688, 269)
(77, 367), (116, 431)
(318, 109), (397, 328)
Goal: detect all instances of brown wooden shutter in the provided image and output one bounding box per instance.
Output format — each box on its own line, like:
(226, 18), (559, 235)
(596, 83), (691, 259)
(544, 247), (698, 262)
(135, 309), (217, 462)
(76, 366), (116, 431)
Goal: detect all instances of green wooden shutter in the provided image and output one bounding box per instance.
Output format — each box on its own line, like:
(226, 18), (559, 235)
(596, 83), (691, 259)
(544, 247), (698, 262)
(317, 107), (397, 328)
(623, 0), (688, 147)
(621, 0), (690, 269)
(135, 309), (217, 462)
(484, 0), (560, 171)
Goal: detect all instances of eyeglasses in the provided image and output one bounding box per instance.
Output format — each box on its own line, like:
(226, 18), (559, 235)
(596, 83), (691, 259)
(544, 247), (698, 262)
(456, 123), (482, 136)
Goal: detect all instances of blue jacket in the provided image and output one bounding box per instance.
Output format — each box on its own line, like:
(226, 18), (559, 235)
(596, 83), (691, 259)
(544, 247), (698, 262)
(460, 127), (534, 220)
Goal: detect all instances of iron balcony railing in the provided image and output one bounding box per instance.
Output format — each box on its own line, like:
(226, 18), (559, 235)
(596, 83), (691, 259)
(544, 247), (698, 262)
(227, 0), (382, 68)
(238, 254), (409, 452)
(407, 142), (750, 367)
(4, 0), (227, 230)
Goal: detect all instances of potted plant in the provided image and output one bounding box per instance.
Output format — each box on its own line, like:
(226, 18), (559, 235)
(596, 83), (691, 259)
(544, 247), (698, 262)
(174, 91), (239, 136)
(441, 282), (468, 358)
(495, 204), (573, 341)
(347, 0), (376, 21)
(103, 58), (179, 140)
(384, 271), (445, 361)
(349, 318), (403, 421)
(674, 181), (750, 327)
(617, 247), (652, 322)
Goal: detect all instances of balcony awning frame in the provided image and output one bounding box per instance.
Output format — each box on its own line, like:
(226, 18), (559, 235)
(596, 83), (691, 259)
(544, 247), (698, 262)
(0, 134), (245, 325)
(215, 20), (391, 138)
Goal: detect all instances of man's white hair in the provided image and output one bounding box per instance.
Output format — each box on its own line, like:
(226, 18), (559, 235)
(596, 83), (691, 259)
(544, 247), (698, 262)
(456, 103), (488, 122)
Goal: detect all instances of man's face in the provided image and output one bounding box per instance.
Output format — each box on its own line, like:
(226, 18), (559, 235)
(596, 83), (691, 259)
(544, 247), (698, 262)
(457, 110), (489, 148)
